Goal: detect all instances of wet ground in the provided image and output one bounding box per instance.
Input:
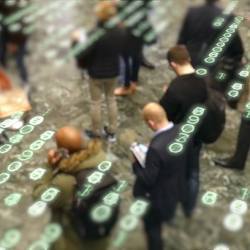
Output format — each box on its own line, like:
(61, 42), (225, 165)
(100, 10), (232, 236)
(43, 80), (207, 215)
(0, 0), (250, 249)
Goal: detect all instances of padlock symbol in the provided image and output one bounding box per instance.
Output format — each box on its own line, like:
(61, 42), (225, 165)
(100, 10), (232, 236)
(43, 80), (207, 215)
(18, 149), (34, 161)
(0, 144), (12, 154)
(97, 161), (112, 172)
(7, 161), (23, 172)
(130, 199), (149, 217)
(201, 191), (218, 206)
(103, 192), (120, 207)
(41, 187), (60, 202)
(19, 125), (34, 135)
(87, 171), (104, 185)
(40, 130), (55, 141)
(29, 140), (45, 151)
(29, 168), (47, 181)
(27, 201), (47, 217)
(29, 116), (44, 126)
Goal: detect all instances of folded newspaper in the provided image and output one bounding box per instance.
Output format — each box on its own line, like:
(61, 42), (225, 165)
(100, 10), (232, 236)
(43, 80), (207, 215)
(130, 142), (148, 168)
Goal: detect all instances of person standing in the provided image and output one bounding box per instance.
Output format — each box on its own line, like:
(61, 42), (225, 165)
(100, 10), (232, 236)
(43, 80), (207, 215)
(72, 1), (125, 142)
(133, 103), (191, 250)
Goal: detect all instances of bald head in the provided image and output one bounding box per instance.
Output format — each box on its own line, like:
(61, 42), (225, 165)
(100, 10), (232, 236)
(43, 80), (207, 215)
(143, 103), (168, 131)
(55, 126), (84, 153)
(94, 0), (116, 21)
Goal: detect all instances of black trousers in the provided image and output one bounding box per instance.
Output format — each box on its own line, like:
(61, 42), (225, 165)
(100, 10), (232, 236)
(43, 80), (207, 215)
(230, 118), (250, 169)
(144, 209), (164, 250)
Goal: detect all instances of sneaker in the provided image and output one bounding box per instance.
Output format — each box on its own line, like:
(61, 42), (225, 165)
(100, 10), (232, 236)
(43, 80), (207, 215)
(114, 86), (133, 96)
(103, 126), (116, 143)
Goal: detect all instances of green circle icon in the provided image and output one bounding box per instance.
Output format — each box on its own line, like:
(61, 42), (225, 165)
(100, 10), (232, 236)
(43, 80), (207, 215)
(187, 115), (200, 125)
(1, 229), (21, 248)
(4, 192), (22, 207)
(168, 142), (183, 154)
(29, 116), (44, 126)
(181, 124), (195, 134)
(29, 140), (45, 151)
(28, 201), (47, 217)
(97, 161), (112, 172)
(0, 172), (10, 185)
(120, 214), (138, 232)
(196, 68), (208, 76)
(129, 200), (149, 217)
(20, 125), (34, 135)
(227, 90), (239, 99)
(28, 240), (49, 250)
(103, 192), (120, 207)
(91, 204), (112, 223)
(0, 144), (12, 154)
(18, 150), (34, 161)
(9, 134), (24, 144)
(42, 223), (62, 243)
(204, 57), (215, 64)
(40, 130), (55, 141)
(7, 161), (23, 172)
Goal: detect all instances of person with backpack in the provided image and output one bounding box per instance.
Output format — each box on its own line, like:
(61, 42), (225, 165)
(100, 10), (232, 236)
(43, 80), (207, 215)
(33, 126), (119, 250)
(159, 45), (226, 216)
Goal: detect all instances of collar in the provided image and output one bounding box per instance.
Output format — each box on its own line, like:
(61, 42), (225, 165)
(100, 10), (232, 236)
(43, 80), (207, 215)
(154, 122), (174, 137)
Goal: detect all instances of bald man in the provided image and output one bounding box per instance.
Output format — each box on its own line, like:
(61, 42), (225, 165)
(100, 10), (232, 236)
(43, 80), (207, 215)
(133, 103), (191, 250)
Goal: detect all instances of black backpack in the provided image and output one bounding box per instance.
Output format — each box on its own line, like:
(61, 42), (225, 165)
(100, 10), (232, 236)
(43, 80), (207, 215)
(198, 87), (226, 144)
(70, 169), (119, 239)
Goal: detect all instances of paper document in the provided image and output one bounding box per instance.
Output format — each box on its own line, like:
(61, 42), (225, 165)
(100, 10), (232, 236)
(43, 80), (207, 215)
(130, 142), (148, 168)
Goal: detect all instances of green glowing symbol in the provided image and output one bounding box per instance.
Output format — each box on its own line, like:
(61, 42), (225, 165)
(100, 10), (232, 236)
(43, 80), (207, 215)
(223, 213), (243, 232)
(78, 183), (93, 198)
(201, 191), (218, 206)
(91, 204), (112, 223)
(4, 193), (22, 207)
(192, 107), (206, 116)
(0, 144), (12, 154)
(231, 83), (243, 91)
(120, 214), (138, 232)
(29, 140), (45, 151)
(181, 124), (195, 134)
(209, 52), (218, 58)
(41, 187), (60, 202)
(219, 37), (229, 43)
(230, 199), (248, 215)
(226, 27), (235, 34)
(28, 240), (49, 250)
(241, 188), (249, 200)
(0, 119), (15, 128)
(216, 42), (225, 47)
(168, 142), (183, 154)
(244, 111), (250, 120)
(130, 200), (149, 217)
(227, 90), (239, 99)
(29, 168), (46, 181)
(28, 201), (47, 217)
(7, 161), (23, 172)
(11, 111), (24, 119)
(188, 115), (200, 125)
(42, 223), (62, 243)
(176, 133), (189, 144)
(29, 116), (44, 126)
(214, 244), (229, 250)
(196, 68), (207, 76)
(87, 171), (104, 185)
(20, 124), (34, 135)
(103, 192), (120, 207)
(239, 70), (249, 78)
(216, 71), (227, 81)
(212, 17), (225, 28)
(18, 149), (34, 161)
(0, 172), (10, 185)
(40, 130), (55, 141)
(114, 180), (128, 193)
(212, 47), (223, 53)
(9, 133), (24, 144)
(97, 161), (112, 172)
(204, 57), (215, 64)
(223, 32), (232, 38)
(0, 229), (21, 248)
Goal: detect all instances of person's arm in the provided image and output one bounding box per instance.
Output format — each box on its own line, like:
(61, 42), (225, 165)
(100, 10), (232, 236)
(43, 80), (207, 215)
(133, 147), (161, 187)
(159, 85), (180, 123)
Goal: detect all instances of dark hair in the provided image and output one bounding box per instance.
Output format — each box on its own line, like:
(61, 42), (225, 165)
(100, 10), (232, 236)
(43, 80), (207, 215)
(166, 45), (191, 65)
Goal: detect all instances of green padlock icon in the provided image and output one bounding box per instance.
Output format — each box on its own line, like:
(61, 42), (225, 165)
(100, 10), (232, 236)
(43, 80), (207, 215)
(29, 116), (44, 126)
(130, 199), (149, 217)
(41, 187), (60, 202)
(29, 168), (47, 181)
(97, 161), (112, 172)
(0, 144), (12, 154)
(4, 193), (22, 207)
(120, 214), (138, 232)
(91, 204), (112, 223)
(18, 149), (34, 161)
(19, 125), (34, 135)
(7, 161), (23, 172)
(40, 130), (55, 141)
(87, 171), (104, 185)
(103, 192), (120, 207)
(29, 140), (45, 151)
(9, 134), (24, 144)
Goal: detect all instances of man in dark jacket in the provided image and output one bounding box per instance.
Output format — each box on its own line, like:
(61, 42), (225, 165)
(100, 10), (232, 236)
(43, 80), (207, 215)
(133, 103), (190, 250)
(72, 1), (125, 142)
(177, 0), (244, 94)
(159, 45), (208, 217)
(214, 103), (250, 170)
(0, 0), (30, 88)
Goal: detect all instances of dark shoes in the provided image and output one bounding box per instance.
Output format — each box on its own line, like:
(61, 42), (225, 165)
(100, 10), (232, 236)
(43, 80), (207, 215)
(85, 128), (116, 143)
(213, 157), (244, 171)
(141, 58), (155, 70)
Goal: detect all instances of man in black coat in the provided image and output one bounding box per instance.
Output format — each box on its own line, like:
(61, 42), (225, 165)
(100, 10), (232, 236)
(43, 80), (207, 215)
(159, 45), (208, 217)
(214, 104), (250, 170)
(177, 0), (244, 68)
(133, 103), (191, 250)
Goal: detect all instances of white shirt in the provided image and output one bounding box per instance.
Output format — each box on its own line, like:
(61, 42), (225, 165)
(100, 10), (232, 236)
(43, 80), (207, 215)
(154, 122), (174, 137)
